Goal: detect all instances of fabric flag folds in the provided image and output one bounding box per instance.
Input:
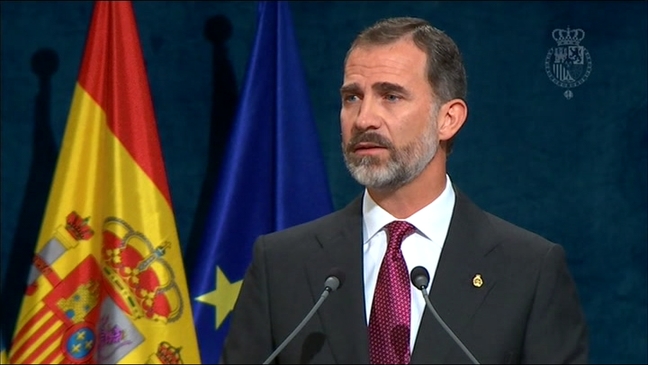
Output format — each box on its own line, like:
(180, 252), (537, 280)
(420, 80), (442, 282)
(8, 2), (200, 363)
(1, 333), (7, 365)
(189, 1), (334, 362)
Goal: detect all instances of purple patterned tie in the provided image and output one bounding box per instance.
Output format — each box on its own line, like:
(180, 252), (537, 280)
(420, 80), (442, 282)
(369, 220), (416, 364)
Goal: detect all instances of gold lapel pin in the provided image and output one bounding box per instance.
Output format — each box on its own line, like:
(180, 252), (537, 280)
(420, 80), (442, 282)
(472, 274), (483, 288)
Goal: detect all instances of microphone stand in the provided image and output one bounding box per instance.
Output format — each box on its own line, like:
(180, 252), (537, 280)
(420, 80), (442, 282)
(417, 289), (480, 365)
(262, 288), (333, 364)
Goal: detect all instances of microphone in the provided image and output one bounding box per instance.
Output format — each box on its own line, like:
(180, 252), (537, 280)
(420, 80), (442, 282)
(262, 268), (346, 364)
(410, 266), (480, 365)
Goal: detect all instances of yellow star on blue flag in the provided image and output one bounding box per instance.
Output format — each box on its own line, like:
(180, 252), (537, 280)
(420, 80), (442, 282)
(195, 266), (242, 329)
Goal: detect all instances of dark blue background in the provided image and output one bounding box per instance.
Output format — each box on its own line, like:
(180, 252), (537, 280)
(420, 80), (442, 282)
(1, 1), (646, 363)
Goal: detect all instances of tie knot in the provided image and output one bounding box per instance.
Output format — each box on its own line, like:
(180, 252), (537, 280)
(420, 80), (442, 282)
(385, 220), (416, 251)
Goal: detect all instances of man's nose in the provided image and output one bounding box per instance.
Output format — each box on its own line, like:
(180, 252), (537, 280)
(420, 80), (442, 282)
(354, 98), (382, 131)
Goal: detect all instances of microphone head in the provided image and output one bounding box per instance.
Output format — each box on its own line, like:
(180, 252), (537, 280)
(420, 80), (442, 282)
(410, 266), (430, 290)
(324, 267), (346, 292)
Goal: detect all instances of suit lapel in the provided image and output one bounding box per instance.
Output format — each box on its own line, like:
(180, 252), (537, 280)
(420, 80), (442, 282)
(411, 188), (501, 364)
(301, 188), (502, 364)
(304, 196), (370, 364)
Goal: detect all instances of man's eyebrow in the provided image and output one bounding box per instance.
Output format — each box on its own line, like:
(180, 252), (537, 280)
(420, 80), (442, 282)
(340, 82), (409, 96)
(340, 83), (361, 95)
(373, 82), (408, 96)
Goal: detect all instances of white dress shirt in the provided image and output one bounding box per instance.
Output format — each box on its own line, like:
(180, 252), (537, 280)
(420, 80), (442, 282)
(362, 174), (456, 352)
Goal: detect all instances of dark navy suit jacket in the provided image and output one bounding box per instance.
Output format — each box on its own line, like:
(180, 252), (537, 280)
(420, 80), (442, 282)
(221, 188), (589, 364)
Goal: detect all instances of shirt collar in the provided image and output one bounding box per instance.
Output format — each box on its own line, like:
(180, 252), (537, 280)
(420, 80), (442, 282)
(362, 174), (456, 245)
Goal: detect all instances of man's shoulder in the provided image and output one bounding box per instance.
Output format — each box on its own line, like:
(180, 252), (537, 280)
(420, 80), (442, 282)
(268, 208), (350, 238)
(455, 188), (558, 257)
(258, 195), (362, 249)
(484, 211), (556, 252)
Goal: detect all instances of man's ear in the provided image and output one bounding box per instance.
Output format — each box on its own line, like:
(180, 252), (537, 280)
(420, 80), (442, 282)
(437, 99), (468, 141)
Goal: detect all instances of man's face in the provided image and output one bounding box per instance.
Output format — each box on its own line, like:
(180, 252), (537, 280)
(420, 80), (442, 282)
(340, 38), (440, 190)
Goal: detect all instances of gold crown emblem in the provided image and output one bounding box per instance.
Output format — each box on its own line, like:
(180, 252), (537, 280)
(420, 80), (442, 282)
(101, 217), (183, 323)
(145, 341), (184, 364)
(65, 211), (95, 241)
(552, 27), (585, 46)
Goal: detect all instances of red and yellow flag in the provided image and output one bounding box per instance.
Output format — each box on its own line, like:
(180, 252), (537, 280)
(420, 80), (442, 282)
(8, 2), (201, 363)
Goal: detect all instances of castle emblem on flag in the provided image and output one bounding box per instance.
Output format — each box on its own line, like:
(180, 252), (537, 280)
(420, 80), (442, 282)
(57, 280), (100, 323)
(545, 27), (592, 100)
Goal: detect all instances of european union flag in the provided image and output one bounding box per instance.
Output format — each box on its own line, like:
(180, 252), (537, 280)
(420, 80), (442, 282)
(188, 1), (334, 362)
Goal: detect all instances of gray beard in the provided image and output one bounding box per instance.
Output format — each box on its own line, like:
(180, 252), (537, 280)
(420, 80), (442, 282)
(342, 129), (439, 191)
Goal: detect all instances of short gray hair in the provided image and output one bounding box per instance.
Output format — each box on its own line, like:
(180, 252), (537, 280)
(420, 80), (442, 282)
(345, 17), (467, 152)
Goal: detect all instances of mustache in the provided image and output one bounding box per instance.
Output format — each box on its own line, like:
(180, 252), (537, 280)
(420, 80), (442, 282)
(345, 132), (394, 153)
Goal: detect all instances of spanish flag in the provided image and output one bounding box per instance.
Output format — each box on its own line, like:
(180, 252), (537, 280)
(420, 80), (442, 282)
(1, 332), (8, 364)
(8, 2), (200, 363)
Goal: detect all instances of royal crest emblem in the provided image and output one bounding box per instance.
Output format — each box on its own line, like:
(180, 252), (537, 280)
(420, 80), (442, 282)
(145, 341), (184, 364)
(14, 210), (191, 363)
(100, 217), (184, 324)
(545, 27), (592, 100)
(9, 256), (103, 364)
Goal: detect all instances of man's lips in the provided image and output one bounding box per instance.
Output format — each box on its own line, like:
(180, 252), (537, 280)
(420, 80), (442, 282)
(353, 142), (388, 155)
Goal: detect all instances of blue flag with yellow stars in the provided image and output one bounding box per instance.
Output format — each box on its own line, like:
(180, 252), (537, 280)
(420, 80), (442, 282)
(187, 1), (334, 362)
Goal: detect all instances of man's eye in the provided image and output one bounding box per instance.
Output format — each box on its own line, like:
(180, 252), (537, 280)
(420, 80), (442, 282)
(344, 95), (359, 102)
(385, 94), (400, 101)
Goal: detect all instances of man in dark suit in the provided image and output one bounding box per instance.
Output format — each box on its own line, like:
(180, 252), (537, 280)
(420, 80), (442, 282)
(221, 17), (588, 364)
